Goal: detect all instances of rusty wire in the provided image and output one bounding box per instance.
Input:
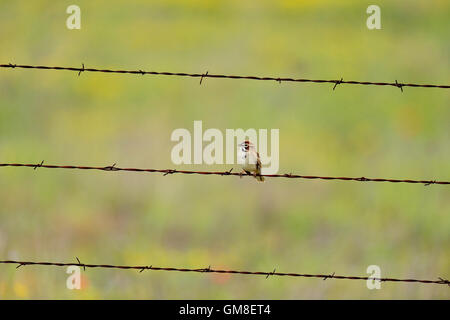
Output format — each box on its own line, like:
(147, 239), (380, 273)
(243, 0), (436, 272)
(0, 162), (448, 185)
(1, 63), (449, 89)
(1, 260), (448, 286)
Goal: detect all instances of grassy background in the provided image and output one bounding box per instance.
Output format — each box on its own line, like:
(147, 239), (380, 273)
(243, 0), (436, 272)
(0, 0), (449, 299)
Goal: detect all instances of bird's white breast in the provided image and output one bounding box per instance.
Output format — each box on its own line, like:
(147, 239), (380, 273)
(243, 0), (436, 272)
(238, 148), (258, 171)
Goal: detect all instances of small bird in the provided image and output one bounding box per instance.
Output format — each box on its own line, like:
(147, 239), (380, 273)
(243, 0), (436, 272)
(238, 140), (264, 182)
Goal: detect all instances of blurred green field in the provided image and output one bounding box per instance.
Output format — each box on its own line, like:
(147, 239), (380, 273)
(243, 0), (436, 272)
(0, 0), (449, 299)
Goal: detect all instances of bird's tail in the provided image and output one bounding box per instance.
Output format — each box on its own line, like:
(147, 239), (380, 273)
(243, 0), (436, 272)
(255, 174), (265, 182)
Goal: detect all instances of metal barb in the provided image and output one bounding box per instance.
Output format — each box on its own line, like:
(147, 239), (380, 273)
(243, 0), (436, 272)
(266, 269), (276, 279)
(333, 78), (343, 90)
(34, 160), (44, 170)
(424, 180), (436, 186)
(201, 265), (211, 273)
(140, 265), (153, 273)
(78, 63), (85, 76)
(76, 257), (85, 271)
(438, 277), (450, 286)
(163, 169), (176, 176)
(104, 163), (118, 171)
(222, 168), (233, 176)
(323, 272), (335, 280)
(395, 80), (404, 92)
(199, 71), (209, 85)
(8, 63), (16, 68)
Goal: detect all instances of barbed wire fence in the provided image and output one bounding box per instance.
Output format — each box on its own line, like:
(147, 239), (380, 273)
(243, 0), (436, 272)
(1, 63), (450, 89)
(0, 162), (449, 185)
(1, 260), (448, 287)
(1, 63), (449, 291)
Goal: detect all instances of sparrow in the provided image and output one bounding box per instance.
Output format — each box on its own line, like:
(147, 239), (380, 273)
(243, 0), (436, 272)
(238, 140), (264, 182)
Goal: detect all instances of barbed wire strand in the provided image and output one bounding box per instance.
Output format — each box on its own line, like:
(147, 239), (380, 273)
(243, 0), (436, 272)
(1, 260), (448, 286)
(1, 63), (449, 89)
(0, 162), (448, 185)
